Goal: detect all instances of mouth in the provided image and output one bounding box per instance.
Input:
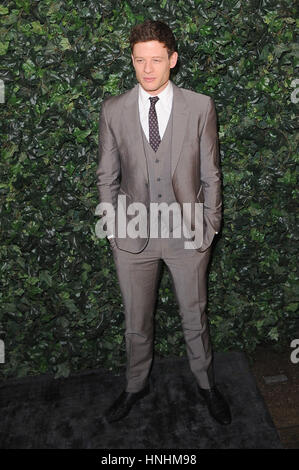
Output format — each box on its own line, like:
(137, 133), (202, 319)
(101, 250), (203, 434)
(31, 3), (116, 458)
(143, 77), (156, 82)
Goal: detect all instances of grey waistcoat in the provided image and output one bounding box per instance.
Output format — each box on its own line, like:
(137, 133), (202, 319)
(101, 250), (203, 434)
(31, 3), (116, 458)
(140, 107), (182, 237)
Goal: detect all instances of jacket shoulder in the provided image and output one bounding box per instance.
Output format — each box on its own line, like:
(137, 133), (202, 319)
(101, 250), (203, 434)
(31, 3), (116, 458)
(101, 86), (135, 112)
(179, 86), (213, 106)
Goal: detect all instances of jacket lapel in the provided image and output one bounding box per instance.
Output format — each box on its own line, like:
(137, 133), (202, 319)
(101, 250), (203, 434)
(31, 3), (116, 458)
(123, 84), (149, 182)
(170, 82), (188, 177)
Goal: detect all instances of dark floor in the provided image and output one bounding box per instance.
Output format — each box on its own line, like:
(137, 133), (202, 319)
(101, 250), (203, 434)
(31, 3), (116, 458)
(0, 351), (283, 449)
(249, 345), (299, 449)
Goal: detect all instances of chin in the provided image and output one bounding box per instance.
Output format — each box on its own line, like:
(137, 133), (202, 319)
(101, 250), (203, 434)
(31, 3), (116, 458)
(141, 81), (157, 89)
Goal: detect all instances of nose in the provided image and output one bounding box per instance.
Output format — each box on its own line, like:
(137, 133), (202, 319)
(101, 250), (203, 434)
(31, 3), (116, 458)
(144, 60), (153, 74)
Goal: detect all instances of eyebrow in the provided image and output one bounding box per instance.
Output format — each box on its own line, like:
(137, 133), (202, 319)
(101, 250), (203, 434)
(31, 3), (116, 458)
(134, 56), (164, 59)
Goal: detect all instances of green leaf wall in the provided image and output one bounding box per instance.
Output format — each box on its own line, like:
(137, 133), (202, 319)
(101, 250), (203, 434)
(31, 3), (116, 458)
(0, 0), (298, 379)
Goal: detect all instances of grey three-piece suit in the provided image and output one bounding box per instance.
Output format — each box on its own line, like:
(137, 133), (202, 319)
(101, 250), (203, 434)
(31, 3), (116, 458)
(96, 80), (222, 392)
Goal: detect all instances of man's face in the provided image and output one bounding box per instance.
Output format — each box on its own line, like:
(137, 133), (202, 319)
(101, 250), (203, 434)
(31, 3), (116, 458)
(131, 40), (178, 95)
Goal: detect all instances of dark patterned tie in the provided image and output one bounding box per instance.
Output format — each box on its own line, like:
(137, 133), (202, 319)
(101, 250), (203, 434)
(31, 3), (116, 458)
(149, 96), (161, 152)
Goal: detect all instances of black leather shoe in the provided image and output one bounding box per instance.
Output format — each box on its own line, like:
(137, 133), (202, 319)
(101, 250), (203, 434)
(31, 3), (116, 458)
(104, 383), (150, 423)
(197, 384), (232, 425)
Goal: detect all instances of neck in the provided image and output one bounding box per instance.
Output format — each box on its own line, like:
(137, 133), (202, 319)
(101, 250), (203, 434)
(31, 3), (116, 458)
(141, 79), (169, 96)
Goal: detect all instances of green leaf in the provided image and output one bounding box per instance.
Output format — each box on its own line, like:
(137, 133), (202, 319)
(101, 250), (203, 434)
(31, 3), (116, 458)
(0, 6), (9, 15)
(0, 41), (9, 55)
(60, 37), (72, 50)
(39, 271), (53, 287)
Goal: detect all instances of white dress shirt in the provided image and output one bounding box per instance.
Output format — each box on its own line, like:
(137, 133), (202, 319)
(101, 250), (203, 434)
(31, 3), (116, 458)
(138, 80), (173, 141)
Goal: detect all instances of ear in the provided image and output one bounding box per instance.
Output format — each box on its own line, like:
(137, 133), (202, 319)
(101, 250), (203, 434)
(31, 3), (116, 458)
(170, 51), (178, 69)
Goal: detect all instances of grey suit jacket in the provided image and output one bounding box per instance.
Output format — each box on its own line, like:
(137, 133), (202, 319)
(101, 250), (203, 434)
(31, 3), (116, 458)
(96, 80), (222, 253)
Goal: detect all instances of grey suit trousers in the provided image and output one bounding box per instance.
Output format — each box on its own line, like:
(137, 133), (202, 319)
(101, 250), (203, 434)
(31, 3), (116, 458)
(111, 235), (215, 393)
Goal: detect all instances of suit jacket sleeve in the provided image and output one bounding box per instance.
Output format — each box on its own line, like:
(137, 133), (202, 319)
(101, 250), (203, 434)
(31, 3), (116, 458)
(198, 97), (222, 251)
(96, 99), (121, 237)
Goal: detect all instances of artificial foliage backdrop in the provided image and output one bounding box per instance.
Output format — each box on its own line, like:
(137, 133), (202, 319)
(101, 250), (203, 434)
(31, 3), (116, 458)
(0, 0), (298, 380)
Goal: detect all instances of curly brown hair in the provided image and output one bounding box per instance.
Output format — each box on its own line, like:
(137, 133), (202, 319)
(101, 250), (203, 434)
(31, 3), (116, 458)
(129, 20), (177, 58)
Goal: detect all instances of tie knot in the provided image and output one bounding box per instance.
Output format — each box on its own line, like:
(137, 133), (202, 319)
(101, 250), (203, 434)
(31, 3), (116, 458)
(149, 96), (159, 106)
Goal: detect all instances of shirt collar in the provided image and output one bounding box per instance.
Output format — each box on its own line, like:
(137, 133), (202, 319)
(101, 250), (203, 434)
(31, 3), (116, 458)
(138, 80), (173, 108)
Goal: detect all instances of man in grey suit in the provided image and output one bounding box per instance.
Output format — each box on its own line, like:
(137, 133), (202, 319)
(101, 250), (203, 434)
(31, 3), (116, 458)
(96, 20), (231, 425)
